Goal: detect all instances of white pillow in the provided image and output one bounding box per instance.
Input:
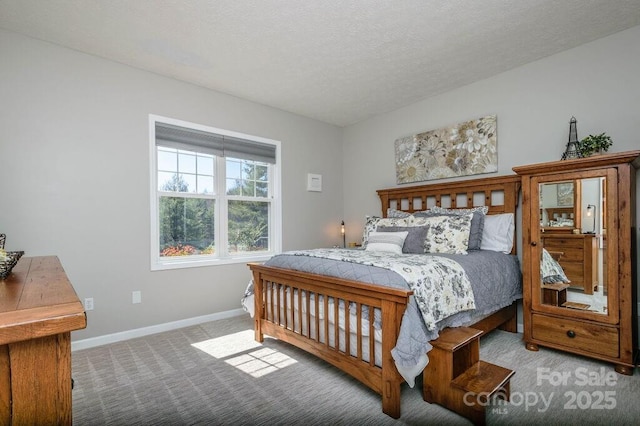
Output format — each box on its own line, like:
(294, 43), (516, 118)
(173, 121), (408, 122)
(480, 213), (515, 254)
(365, 231), (408, 254)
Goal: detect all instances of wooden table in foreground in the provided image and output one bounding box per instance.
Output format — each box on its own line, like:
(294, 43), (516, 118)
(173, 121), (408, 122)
(0, 256), (87, 425)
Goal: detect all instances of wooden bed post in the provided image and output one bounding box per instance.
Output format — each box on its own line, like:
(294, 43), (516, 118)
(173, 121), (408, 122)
(251, 267), (264, 343)
(381, 299), (403, 419)
(379, 193), (390, 217)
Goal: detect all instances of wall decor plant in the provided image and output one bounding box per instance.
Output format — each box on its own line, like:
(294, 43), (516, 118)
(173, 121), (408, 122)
(394, 115), (498, 184)
(578, 133), (613, 157)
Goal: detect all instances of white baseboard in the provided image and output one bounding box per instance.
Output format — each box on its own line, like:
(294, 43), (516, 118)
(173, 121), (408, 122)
(72, 311), (525, 352)
(71, 308), (247, 352)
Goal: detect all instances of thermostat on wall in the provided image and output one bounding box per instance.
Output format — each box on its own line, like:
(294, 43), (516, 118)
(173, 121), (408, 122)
(307, 173), (322, 192)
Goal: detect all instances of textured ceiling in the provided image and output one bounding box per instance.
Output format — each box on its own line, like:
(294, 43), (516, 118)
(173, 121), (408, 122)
(1, 0), (639, 126)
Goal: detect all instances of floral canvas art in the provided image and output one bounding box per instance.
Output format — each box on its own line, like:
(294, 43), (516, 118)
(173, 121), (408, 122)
(394, 115), (498, 183)
(556, 182), (574, 207)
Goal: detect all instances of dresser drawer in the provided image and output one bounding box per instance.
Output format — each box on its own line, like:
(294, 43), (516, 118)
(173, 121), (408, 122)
(553, 247), (582, 262)
(531, 314), (619, 358)
(542, 237), (583, 249)
(542, 243), (583, 262)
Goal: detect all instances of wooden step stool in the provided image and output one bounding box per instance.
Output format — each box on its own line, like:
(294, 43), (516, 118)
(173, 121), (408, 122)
(423, 327), (514, 426)
(542, 282), (570, 306)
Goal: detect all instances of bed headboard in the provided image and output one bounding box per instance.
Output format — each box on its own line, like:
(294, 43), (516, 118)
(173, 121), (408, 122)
(376, 175), (521, 253)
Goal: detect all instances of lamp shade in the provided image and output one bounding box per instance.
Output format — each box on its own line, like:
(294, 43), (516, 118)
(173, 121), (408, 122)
(586, 204), (596, 233)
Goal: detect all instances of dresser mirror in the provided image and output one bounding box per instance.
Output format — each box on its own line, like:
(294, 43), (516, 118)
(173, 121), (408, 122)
(534, 172), (613, 317)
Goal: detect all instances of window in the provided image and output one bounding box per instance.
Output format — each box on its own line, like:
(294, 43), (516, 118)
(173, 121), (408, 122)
(150, 115), (281, 270)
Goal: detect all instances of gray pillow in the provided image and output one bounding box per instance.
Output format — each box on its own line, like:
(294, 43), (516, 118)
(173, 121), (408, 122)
(414, 210), (485, 250)
(377, 226), (429, 254)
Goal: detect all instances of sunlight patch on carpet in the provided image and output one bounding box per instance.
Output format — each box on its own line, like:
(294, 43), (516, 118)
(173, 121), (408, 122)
(191, 330), (261, 358)
(191, 330), (297, 377)
(226, 347), (297, 377)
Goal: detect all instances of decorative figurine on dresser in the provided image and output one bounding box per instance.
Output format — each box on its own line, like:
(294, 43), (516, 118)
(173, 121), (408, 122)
(513, 150), (639, 375)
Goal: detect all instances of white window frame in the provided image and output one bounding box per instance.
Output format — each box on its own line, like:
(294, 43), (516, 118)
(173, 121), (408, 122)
(149, 114), (281, 271)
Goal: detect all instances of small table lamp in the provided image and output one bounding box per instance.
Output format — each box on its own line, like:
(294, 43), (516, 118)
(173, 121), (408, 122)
(585, 204), (596, 234)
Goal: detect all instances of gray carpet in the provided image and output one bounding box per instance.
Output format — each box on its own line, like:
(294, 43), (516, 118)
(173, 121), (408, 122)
(72, 315), (639, 425)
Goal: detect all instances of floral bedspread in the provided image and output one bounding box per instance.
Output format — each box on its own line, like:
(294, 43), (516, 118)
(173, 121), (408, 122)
(288, 249), (475, 331)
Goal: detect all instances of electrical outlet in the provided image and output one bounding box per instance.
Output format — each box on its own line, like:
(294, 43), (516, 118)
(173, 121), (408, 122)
(132, 291), (142, 304)
(84, 297), (94, 311)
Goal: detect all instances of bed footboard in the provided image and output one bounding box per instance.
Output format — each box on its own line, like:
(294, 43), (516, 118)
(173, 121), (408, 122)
(249, 262), (412, 419)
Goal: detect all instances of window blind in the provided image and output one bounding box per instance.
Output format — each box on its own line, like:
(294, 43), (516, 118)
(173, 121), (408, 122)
(155, 122), (276, 164)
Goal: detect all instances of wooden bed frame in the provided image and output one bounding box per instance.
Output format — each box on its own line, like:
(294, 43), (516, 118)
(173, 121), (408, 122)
(248, 174), (521, 419)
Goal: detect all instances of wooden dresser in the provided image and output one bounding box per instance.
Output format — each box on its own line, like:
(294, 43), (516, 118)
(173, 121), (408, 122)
(540, 233), (598, 294)
(0, 256), (87, 425)
(514, 151), (639, 375)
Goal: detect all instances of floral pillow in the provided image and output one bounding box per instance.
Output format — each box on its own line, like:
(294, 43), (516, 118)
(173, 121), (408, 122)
(386, 208), (412, 218)
(427, 206), (488, 251)
(429, 205), (489, 215)
(362, 216), (412, 247)
(412, 213), (473, 254)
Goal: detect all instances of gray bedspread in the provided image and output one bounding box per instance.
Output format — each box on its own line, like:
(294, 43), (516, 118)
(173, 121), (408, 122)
(261, 249), (521, 372)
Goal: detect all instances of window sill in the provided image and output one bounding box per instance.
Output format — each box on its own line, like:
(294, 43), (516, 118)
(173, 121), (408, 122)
(151, 253), (274, 271)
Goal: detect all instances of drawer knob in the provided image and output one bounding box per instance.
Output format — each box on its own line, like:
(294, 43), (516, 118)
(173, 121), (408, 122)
(567, 330), (576, 338)
(531, 241), (537, 246)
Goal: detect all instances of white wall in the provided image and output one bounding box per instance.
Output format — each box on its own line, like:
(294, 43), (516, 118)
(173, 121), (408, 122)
(0, 29), (344, 340)
(342, 25), (640, 332)
(342, 25), (640, 235)
(2, 25), (639, 343)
